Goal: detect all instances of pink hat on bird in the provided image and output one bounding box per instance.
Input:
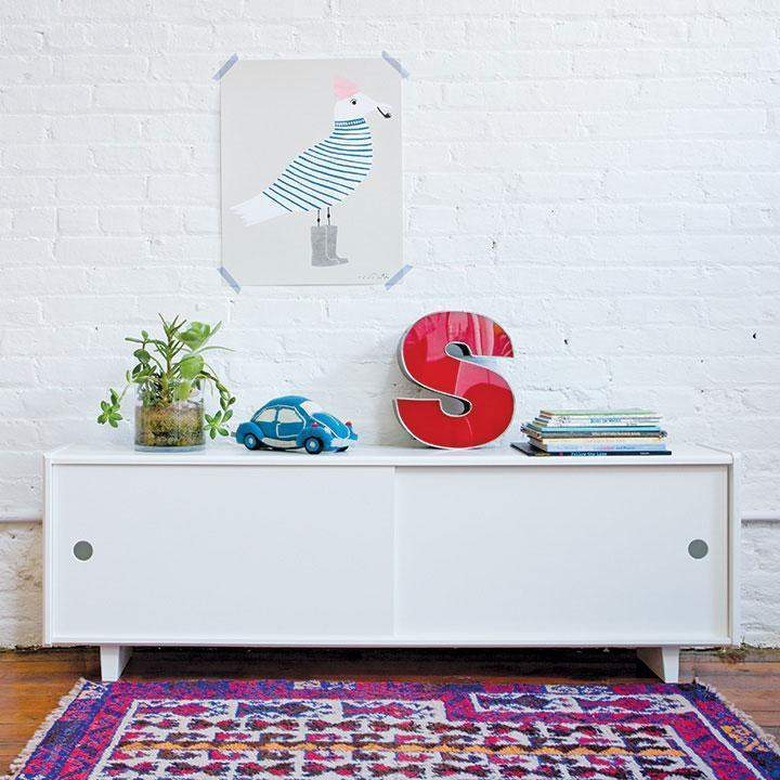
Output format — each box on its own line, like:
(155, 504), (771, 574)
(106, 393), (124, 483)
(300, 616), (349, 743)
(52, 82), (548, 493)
(333, 77), (359, 100)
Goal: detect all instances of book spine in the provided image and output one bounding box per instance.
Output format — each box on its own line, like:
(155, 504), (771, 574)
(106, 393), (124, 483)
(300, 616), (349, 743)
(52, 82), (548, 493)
(539, 409), (654, 417)
(523, 426), (665, 438)
(532, 449), (672, 457)
(535, 417), (661, 428)
(537, 442), (669, 452)
(529, 437), (665, 446)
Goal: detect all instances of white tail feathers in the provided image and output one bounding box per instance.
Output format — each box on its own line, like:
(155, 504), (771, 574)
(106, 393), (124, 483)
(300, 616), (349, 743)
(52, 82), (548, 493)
(230, 193), (286, 226)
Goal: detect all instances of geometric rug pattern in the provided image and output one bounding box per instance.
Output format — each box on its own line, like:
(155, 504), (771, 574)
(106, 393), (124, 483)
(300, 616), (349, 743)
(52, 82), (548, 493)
(6, 679), (779, 779)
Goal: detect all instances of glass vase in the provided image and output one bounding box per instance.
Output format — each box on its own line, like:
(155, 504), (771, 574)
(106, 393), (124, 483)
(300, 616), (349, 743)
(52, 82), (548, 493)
(134, 386), (205, 452)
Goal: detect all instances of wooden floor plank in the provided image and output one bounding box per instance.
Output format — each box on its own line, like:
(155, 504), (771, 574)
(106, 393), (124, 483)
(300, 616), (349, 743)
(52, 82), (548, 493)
(1, 647), (778, 775)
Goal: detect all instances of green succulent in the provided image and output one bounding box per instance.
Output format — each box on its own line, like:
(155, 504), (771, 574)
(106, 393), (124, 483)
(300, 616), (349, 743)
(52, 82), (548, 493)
(97, 314), (235, 440)
(97, 389), (123, 428)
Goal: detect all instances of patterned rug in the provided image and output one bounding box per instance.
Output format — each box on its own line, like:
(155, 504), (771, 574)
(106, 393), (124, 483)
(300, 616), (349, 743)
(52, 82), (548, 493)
(5, 679), (779, 779)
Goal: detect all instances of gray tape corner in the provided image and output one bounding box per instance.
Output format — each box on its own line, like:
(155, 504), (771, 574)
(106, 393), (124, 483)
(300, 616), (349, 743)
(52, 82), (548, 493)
(385, 263), (413, 290)
(219, 265), (241, 293)
(213, 53), (239, 81)
(381, 50), (410, 79)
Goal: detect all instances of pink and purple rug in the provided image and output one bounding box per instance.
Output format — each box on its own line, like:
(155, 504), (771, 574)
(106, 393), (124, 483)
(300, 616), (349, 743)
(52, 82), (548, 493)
(6, 679), (779, 779)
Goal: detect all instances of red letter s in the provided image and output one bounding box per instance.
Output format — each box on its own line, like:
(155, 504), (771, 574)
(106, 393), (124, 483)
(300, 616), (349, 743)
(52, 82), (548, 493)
(394, 311), (515, 449)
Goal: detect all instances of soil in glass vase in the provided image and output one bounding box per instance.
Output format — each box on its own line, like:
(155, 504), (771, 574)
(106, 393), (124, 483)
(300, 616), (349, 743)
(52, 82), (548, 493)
(134, 385), (205, 452)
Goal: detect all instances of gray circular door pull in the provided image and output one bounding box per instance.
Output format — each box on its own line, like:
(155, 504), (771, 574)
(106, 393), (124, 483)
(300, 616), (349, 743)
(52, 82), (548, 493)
(688, 539), (709, 559)
(73, 541), (93, 561)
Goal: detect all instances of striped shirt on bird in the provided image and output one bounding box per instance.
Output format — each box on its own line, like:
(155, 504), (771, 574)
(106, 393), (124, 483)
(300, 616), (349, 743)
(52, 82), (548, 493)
(262, 118), (373, 214)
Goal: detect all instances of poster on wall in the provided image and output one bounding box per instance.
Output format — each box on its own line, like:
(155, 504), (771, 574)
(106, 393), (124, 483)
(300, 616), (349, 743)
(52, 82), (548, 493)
(220, 58), (402, 286)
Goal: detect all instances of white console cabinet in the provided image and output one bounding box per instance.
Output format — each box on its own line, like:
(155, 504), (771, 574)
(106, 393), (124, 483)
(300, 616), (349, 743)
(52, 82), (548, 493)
(44, 444), (738, 682)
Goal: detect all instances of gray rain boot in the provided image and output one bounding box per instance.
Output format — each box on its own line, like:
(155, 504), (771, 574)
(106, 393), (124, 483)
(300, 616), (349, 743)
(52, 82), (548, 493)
(325, 224), (348, 264)
(311, 225), (338, 267)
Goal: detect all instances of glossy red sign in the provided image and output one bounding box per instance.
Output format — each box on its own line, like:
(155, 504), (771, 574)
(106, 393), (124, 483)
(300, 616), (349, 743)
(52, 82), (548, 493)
(394, 311), (515, 449)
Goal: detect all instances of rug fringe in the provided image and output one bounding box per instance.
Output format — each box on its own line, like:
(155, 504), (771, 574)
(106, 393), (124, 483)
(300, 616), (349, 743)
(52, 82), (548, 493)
(693, 676), (780, 756)
(1, 678), (91, 780)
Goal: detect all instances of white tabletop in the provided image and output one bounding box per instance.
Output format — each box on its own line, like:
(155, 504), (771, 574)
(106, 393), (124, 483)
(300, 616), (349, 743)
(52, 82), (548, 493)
(46, 442), (733, 467)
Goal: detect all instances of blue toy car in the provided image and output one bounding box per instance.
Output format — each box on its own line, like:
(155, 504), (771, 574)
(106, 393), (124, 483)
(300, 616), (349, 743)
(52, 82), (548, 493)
(235, 396), (358, 454)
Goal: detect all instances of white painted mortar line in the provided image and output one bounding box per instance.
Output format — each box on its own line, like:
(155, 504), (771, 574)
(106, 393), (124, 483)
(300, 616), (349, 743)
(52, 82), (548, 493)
(741, 513), (780, 523)
(0, 513), (44, 524)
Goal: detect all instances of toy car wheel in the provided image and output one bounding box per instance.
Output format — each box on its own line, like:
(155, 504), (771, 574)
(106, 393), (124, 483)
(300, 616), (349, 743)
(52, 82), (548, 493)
(336, 446), (348, 452)
(244, 433), (259, 450)
(304, 436), (323, 454)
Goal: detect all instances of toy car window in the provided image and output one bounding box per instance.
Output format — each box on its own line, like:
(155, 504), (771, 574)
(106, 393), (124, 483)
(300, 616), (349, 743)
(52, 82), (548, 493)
(255, 408), (277, 423)
(300, 401), (323, 415)
(278, 408), (302, 423)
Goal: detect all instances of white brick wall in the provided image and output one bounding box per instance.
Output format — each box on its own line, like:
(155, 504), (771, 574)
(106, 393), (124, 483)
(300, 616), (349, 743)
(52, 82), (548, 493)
(1, 1), (779, 647)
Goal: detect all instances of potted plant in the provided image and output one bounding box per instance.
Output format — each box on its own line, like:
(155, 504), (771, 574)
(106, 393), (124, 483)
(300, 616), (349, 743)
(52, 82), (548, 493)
(97, 314), (235, 451)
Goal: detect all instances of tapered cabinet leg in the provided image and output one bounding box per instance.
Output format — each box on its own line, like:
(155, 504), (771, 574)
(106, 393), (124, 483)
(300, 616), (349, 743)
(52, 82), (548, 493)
(100, 645), (133, 682)
(637, 646), (680, 683)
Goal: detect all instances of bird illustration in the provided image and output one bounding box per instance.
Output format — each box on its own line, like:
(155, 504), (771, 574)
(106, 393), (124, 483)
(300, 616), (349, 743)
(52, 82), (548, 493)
(230, 77), (393, 266)
(231, 77), (392, 225)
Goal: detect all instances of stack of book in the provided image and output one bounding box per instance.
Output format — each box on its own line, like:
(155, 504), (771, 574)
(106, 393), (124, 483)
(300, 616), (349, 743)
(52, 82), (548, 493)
(515, 408), (670, 456)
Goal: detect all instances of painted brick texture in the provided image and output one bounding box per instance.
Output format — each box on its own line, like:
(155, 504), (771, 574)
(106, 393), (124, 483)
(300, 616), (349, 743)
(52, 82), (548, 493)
(0, 1), (778, 646)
